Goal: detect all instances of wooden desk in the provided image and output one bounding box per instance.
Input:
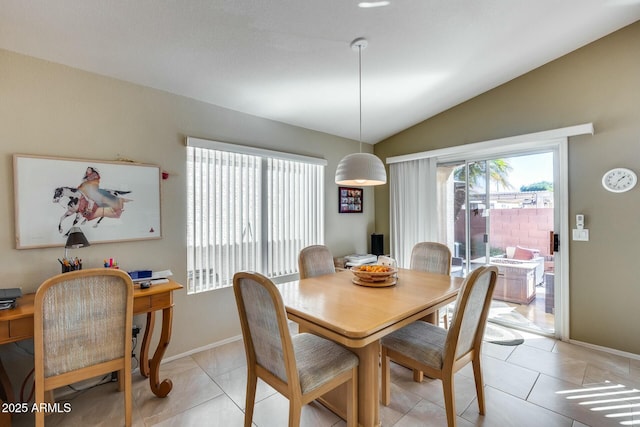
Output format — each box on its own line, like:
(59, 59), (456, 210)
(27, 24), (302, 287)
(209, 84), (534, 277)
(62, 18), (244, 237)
(278, 268), (462, 427)
(0, 279), (183, 401)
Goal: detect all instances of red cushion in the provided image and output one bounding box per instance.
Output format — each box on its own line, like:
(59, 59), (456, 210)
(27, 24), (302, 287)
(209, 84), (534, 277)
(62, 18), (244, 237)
(513, 246), (535, 260)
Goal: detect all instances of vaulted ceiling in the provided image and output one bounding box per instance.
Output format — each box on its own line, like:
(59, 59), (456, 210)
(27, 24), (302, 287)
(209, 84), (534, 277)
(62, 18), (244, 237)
(1, 1), (639, 143)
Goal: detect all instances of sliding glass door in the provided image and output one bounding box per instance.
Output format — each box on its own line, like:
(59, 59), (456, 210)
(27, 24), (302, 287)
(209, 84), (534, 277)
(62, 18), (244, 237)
(437, 152), (556, 334)
(437, 160), (490, 276)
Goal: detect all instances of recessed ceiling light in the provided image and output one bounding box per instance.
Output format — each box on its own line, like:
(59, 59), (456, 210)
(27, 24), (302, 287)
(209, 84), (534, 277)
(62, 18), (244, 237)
(358, 1), (390, 8)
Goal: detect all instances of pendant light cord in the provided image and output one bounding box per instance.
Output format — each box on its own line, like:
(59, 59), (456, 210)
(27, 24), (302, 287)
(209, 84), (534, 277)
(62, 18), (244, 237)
(358, 43), (363, 152)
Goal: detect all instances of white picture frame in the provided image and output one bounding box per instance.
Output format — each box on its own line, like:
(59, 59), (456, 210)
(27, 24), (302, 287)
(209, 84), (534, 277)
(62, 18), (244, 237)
(14, 154), (161, 249)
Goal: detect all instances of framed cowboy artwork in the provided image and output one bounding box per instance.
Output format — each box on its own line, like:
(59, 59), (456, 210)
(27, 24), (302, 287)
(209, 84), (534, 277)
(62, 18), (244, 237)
(13, 154), (161, 249)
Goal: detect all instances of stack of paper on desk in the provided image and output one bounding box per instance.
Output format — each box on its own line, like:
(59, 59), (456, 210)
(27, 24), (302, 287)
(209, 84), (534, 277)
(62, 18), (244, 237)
(150, 270), (172, 284)
(344, 254), (377, 267)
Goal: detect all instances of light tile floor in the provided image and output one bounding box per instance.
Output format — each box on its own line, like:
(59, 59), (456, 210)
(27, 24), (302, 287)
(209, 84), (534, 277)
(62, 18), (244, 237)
(11, 328), (640, 427)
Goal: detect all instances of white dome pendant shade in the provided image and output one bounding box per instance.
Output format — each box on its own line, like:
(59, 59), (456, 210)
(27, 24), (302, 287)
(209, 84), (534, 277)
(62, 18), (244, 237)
(335, 37), (387, 187)
(335, 152), (386, 186)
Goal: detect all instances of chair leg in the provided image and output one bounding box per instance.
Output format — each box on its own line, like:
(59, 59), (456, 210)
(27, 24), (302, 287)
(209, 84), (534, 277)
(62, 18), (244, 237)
(117, 369), (124, 392)
(288, 400), (302, 427)
(442, 374), (457, 427)
(412, 369), (424, 382)
(381, 348), (391, 406)
(35, 388), (45, 427)
(124, 368), (132, 427)
(0, 399), (9, 427)
(244, 372), (257, 427)
(346, 369), (358, 427)
(118, 370), (132, 427)
(472, 357), (486, 415)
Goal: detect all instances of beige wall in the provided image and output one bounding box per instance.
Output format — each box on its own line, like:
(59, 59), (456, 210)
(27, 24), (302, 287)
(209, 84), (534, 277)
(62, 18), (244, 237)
(374, 21), (640, 354)
(0, 48), (377, 360)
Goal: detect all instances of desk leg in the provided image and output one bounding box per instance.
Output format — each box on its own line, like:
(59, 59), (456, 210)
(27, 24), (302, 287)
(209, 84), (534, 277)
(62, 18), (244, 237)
(139, 308), (174, 398)
(139, 312), (155, 378)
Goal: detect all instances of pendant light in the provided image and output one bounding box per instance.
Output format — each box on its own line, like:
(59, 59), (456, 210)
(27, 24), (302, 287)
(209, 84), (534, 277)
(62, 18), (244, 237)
(335, 37), (387, 186)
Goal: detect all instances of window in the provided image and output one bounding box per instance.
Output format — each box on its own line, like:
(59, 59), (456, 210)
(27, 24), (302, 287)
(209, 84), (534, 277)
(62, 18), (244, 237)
(186, 137), (326, 294)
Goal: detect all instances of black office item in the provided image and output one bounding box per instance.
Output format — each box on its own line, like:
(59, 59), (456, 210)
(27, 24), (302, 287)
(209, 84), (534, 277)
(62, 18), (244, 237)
(0, 288), (22, 300)
(0, 288), (21, 311)
(371, 233), (384, 256)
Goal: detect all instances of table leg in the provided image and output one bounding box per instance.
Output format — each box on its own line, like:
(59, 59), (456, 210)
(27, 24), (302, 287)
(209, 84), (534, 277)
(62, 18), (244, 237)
(139, 308), (174, 398)
(353, 342), (382, 427)
(317, 341), (381, 427)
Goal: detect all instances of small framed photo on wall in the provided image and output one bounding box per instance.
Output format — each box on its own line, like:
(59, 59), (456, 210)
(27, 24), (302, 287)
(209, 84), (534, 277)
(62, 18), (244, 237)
(338, 186), (363, 213)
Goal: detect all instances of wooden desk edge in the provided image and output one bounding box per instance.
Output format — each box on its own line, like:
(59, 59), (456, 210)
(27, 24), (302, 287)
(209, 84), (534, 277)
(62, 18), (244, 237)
(0, 279), (183, 345)
(134, 280), (183, 297)
(0, 279), (183, 318)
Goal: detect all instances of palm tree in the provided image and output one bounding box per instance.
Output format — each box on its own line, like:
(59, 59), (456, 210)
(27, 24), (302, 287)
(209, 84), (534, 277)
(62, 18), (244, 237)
(454, 159), (513, 191)
(453, 160), (513, 220)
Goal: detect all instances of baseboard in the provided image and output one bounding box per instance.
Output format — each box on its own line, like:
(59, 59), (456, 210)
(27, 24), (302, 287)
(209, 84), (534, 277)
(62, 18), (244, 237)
(568, 338), (640, 361)
(161, 334), (244, 364)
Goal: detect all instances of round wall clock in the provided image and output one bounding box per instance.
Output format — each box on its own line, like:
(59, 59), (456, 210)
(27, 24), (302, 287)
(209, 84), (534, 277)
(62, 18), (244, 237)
(601, 167), (637, 193)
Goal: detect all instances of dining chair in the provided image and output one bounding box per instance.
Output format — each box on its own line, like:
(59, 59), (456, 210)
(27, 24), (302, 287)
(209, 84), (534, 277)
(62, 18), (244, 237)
(380, 266), (498, 427)
(34, 268), (134, 427)
(233, 271), (359, 427)
(298, 245), (336, 279)
(411, 241), (452, 328)
(410, 241), (452, 275)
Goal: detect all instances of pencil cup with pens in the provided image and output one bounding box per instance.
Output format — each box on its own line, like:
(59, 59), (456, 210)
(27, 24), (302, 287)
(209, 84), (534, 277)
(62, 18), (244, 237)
(59, 257), (82, 273)
(104, 258), (119, 269)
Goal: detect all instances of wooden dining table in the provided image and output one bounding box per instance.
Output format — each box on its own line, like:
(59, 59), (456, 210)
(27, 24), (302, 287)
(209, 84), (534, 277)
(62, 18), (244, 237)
(277, 268), (463, 427)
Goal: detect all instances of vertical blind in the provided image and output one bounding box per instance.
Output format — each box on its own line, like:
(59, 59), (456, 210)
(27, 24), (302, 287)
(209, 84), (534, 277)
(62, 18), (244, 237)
(186, 139), (325, 294)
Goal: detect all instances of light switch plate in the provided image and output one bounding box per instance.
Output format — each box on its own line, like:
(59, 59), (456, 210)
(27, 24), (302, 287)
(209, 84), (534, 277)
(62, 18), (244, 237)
(572, 229), (589, 241)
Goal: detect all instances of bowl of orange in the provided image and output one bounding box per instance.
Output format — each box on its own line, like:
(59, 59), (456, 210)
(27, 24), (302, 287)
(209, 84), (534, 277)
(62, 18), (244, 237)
(350, 264), (397, 282)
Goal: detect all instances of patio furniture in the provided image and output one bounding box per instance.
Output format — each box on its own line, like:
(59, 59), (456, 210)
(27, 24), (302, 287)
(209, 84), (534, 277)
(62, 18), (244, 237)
(490, 260), (537, 304)
(490, 246), (544, 285)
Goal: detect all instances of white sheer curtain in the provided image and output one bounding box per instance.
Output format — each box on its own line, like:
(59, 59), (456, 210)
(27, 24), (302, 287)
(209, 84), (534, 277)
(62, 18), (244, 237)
(389, 157), (438, 268)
